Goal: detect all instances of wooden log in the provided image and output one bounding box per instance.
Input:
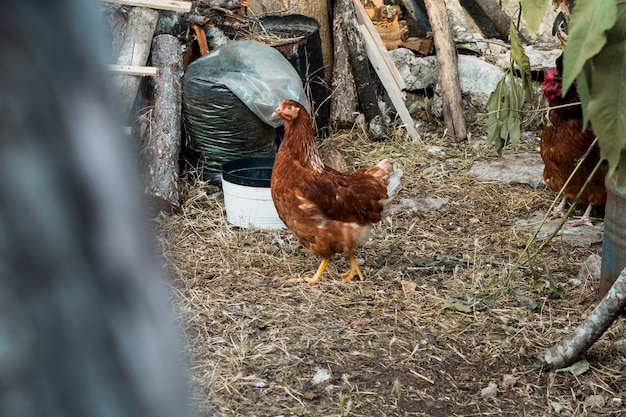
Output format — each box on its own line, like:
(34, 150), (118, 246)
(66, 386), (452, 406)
(359, 24), (420, 142)
(470, 0), (511, 41)
(397, 0), (432, 38)
(113, 7), (159, 120)
(330, 0), (359, 128)
(338, 0), (389, 140)
(143, 34), (183, 212)
(423, 0), (467, 141)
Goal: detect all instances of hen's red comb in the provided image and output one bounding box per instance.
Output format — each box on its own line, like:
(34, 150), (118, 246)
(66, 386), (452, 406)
(544, 67), (558, 80)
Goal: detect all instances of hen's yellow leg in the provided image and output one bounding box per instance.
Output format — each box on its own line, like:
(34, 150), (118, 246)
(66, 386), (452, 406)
(340, 253), (364, 282)
(290, 257), (331, 284)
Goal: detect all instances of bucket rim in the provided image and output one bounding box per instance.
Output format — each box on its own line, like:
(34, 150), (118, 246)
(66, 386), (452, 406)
(221, 156), (275, 188)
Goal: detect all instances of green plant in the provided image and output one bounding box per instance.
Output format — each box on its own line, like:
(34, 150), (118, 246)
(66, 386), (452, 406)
(561, 0), (626, 185)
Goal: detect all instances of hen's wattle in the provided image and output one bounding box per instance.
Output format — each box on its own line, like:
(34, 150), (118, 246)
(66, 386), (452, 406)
(270, 99), (402, 284)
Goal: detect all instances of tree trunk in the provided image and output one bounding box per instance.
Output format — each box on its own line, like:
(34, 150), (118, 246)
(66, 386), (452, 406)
(113, 7), (160, 121)
(423, 0), (467, 141)
(330, 0), (360, 129)
(143, 34), (183, 212)
(340, 0), (389, 140)
(536, 266), (626, 369)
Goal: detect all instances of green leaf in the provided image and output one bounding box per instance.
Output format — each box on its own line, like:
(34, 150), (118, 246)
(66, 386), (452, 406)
(520, 0), (549, 35)
(441, 301), (473, 313)
(576, 63), (593, 129)
(509, 288), (538, 311)
(486, 76), (509, 152)
(618, 151), (626, 187)
(557, 359), (590, 376)
(588, 40), (626, 176)
(550, 401), (565, 413)
(562, 0), (616, 93)
(523, 72), (534, 102)
(510, 23), (531, 73)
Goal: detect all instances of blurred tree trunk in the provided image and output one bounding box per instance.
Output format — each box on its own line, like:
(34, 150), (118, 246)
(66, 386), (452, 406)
(0, 2), (196, 416)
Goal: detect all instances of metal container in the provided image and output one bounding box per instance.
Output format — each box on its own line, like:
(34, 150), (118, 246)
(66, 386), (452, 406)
(598, 173), (626, 299)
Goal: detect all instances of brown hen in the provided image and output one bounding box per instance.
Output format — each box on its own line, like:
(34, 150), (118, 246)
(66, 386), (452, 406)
(271, 99), (402, 284)
(540, 58), (607, 226)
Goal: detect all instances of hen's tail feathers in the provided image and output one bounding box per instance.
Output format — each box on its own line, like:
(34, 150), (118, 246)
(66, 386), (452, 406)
(370, 159), (403, 208)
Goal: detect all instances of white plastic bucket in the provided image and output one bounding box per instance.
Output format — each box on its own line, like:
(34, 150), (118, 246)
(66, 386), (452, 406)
(221, 157), (285, 229)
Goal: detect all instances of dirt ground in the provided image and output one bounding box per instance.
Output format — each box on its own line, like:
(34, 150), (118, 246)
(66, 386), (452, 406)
(156, 120), (626, 417)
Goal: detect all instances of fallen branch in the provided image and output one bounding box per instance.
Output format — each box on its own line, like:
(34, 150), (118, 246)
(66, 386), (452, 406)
(536, 265), (626, 369)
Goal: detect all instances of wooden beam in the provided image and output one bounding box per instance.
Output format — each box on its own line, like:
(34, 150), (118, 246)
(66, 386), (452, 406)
(104, 0), (192, 12)
(108, 64), (158, 76)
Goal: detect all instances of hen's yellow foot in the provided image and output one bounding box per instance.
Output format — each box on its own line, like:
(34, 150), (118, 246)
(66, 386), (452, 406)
(340, 254), (364, 282)
(290, 257), (330, 285)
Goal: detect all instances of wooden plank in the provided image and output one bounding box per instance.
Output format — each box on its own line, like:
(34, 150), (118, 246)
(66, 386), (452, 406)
(360, 24), (420, 142)
(353, 0), (406, 91)
(108, 64), (158, 76)
(104, 0), (192, 12)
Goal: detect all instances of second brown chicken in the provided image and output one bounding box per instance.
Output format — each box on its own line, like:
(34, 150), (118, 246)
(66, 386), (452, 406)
(540, 57), (607, 227)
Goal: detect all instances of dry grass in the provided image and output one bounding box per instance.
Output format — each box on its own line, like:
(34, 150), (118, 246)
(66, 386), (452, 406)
(156, 120), (626, 417)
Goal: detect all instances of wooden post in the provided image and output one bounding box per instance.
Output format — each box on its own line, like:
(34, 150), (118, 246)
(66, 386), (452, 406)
(423, 0), (467, 141)
(142, 34), (183, 212)
(113, 7), (160, 120)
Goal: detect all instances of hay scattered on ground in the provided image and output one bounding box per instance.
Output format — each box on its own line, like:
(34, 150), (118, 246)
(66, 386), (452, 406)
(156, 120), (625, 417)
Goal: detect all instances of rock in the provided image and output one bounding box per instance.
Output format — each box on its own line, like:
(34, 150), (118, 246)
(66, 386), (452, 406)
(515, 211), (604, 248)
(389, 197), (450, 215)
(389, 51), (505, 116)
(480, 382), (498, 399)
(491, 47), (564, 72)
(584, 394), (606, 408)
(390, 49), (439, 91)
(448, 55), (505, 111)
(501, 374), (520, 390)
(576, 254), (602, 282)
(468, 153), (545, 188)
(312, 368), (332, 385)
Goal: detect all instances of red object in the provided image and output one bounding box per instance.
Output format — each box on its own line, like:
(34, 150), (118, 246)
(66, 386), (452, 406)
(271, 99), (402, 284)
(539, 59), (608, 226)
